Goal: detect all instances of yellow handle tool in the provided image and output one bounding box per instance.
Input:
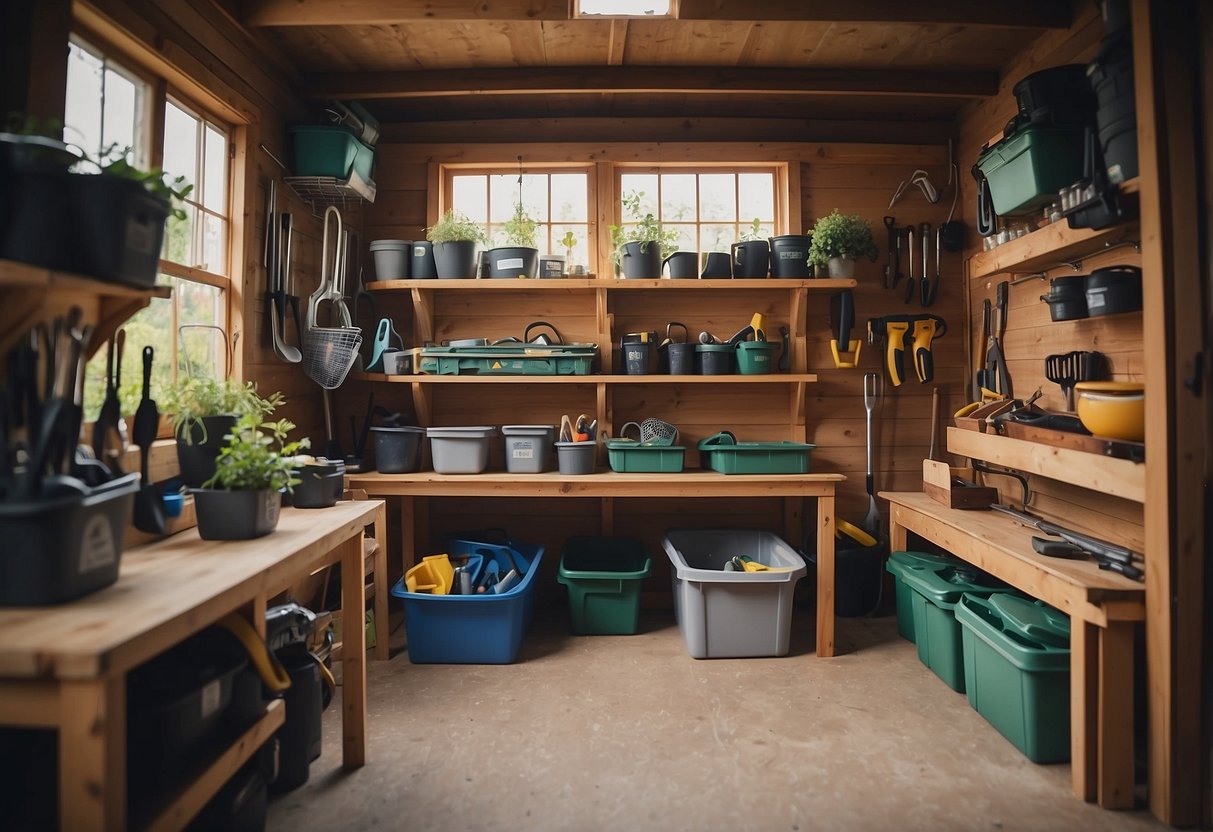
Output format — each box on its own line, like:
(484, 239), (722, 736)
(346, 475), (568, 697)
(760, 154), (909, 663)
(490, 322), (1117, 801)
(910, 315), (947, 383)
(885, 320), (910, 386)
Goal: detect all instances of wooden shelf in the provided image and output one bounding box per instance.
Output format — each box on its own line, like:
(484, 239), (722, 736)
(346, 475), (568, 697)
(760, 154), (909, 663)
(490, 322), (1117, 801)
(947, 426), (1145, 503)
(367, 277), (856, 291)
(968, 219), (1139, 281)
(138, 698), (285, 832)
(352, 371), (818, 384)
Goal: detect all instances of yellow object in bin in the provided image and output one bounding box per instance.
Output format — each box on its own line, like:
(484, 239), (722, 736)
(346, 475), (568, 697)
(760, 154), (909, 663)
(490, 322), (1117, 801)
(735, 555), (794, 573)
(405, 554), (455, 595)
(835, 518), (878, 548)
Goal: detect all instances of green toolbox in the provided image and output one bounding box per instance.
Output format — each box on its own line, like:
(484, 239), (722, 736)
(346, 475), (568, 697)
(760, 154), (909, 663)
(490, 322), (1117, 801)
(896, 563), (1012, 692)
(976, 122), (1086, 216)
(696, 433), (815, 475)
(605, 440), (686, 473)
(419, 343), (597, 375)
(557, 536), (651, 635)
(955, 594), (1071, 763)
(885, 550), (963, 643)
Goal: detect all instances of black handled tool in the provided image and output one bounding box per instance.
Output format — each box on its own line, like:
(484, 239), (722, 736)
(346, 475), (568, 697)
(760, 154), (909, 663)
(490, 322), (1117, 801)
(910, 314), (947, 383)
(903, 225), (916, 303)
(882, 216), (897, 289)
(132, 346), (167, 534)
(829, 290), (861, 368)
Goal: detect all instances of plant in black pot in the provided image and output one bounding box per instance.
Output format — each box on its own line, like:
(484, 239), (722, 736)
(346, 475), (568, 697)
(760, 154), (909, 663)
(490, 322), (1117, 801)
(193, 414), (309, 540)
(807, 210), (878, 279)
(426, 209), (487, 278)
(487, 202), (540, 278)
(166, 379), (283, 488)
(610, 190), (679, 279)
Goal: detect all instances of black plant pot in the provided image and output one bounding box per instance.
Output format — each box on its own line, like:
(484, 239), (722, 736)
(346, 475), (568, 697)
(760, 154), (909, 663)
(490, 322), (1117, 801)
(177, 416), (238, 488)
(192, 488), (281, 540)
(486, 246), (539, 278)
(618, 241), (661, 278)
(431, 240), (478, 278)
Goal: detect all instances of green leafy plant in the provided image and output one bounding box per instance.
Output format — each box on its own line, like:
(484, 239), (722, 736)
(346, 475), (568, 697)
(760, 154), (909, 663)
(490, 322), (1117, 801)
(426, 209), (488, 244)
(609, 190), (680, 268)
(807, 210), (879, 267)
(89, 143), (193, 221)
(740, 217), (764, 241)
(165, 378), (283, 445)
(202, 414), (310, 492)
(559, 230), (577, 259)
(501, 202), (539, 248)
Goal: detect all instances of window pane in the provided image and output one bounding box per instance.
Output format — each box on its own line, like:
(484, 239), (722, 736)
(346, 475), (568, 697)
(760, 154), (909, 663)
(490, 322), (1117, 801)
(451, 176), (487, 222)
(82, 295), (175, 420)
(551, 224), (589, 266)
(660, 174), (695, 222)
(698, 174), (736, 222)
(64, 43), (104, 155)
(202, 212), (227, 275)
(521, 174), (547, 221)
(202, 125), (227, 214)
(177, 280), (227, 381)
(101, 68), (138, 158)
(162, 101), (198, 192)
(551, 174), (587, 221)
(700, 223), (734, 252)
(620, 174), (657, 217)
(668, 224), (696, 252)
(739, 174), (775, 222)
(164, 203), (195, 266)
(488, 174), (518, 223)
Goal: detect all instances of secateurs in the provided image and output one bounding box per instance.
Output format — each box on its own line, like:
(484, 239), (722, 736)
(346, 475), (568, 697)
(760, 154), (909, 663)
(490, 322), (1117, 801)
(866, 313), (948, 385)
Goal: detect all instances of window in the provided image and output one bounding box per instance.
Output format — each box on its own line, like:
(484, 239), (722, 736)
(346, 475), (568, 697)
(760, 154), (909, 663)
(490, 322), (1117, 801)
(618, 169), (778, 253)
(65, 38), (232, 419)
(446, 168), (593, 267)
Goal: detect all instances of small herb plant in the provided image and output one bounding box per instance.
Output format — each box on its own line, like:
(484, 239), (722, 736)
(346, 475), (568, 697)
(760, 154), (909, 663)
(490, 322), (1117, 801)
(203, 414), (310, 492)
(166, 378), (283, 445)
(501, 202), (539, 249)
(426, 209), (488, 244)
(807, 210), (879, 267)
(609, 190), (680, 268)
(740, 217), (764, 241)
(93, 144), (193, 221)
(559, 230), (577, 259)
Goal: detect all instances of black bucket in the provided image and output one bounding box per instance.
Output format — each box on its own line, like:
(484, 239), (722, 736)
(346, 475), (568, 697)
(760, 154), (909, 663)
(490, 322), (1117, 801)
(666, 343), (695, 374)
(623, 341), (651, 375)
(731, 240), (770, 278)
(1090, 37), (1137, 183)
(834, 538), (886, 618)
(487, 246), (539, 278)
(768, 235), (811, 278)
(618, 241), (662, 278)
(695, 343), (734, 375)
(432, 240), (478, 278)
(663, 251), (698, 279)
(410, 240), (437, 279)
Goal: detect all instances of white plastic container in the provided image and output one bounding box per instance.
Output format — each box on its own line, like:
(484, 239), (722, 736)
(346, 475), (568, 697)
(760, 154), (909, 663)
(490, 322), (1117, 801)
(426, 426), (496, 474)
(369, 239), (411, 280)
(662, 529), (806, 659)
(500, 425), (555, 473)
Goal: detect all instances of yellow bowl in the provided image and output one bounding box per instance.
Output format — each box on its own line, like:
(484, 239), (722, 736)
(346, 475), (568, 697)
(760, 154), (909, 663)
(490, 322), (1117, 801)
(1074, 384), (1144, 441)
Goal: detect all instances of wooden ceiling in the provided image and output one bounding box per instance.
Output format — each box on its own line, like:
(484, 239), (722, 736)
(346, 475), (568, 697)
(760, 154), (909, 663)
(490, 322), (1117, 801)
(237, 0), (1072, 138)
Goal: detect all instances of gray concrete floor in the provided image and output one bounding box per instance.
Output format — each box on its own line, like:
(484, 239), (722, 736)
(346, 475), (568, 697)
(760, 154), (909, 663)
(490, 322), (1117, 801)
(267, 610), (1162, 832)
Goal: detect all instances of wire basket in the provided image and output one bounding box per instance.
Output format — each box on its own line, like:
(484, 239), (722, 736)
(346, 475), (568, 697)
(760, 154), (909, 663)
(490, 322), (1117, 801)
(303, 326), (362, 389)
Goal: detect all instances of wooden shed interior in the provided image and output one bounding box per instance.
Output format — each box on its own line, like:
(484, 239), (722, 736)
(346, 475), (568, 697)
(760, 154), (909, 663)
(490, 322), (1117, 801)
(0, 0), (1208, 829)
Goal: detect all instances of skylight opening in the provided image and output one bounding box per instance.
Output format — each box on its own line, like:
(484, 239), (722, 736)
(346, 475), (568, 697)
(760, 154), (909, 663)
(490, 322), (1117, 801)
(576, 1), (673, 18)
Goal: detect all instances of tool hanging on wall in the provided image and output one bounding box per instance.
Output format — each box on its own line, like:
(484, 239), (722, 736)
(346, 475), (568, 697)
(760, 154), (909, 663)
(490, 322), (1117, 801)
(866, 313), (947, 386)
(829, 290), (861, 368)
(920, 225), (942, 307)
(882, 216), (897, 289)
(903, 224), (915, 303)
(981, 280), (1012, 400)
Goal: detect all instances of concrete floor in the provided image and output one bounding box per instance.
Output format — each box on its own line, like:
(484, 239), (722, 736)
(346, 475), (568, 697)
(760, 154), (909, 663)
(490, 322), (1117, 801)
(266, 610), (1162, 832)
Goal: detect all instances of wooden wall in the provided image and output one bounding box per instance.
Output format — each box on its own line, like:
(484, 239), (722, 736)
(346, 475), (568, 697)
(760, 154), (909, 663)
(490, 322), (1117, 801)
(955, 3), (1146, 553)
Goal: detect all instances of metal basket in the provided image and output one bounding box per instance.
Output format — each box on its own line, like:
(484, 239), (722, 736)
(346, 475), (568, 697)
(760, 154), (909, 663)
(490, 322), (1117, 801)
(303, 326), (362, 389)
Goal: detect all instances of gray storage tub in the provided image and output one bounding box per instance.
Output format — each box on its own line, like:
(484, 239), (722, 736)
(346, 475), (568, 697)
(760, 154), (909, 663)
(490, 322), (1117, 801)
(500, 425), (556, 473)
(426, 426), (496, 474)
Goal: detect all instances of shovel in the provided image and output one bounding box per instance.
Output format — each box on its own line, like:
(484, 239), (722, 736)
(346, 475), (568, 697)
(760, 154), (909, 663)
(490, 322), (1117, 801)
(132, 346), (166, 534)
(862, 372), (882, 536)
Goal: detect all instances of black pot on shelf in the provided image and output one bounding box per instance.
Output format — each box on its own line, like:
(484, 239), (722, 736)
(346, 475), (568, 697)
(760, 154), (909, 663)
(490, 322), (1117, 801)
(1040, 276), (1089, 321)
(617, 241), (661, 278)
(177, 415), (238, 488)
(432, 240), (478, 278)
(192, 488), (281, 540)
(486, 246), (539, 278)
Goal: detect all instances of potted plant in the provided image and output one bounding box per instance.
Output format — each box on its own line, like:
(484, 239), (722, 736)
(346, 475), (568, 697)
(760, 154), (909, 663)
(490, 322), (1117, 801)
(426, 208), (487, 278)
(166, 378), (282, 487)
(487, 202), (540, 278)
(807, 210), (879, 278)
(193, 414), (309, 540)
(609, 190), (680, 279)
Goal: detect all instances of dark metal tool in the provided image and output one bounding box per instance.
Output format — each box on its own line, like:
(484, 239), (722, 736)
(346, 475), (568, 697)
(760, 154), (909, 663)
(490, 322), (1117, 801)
(991, 503), (1144, 567)
(882, 216), (897, 289)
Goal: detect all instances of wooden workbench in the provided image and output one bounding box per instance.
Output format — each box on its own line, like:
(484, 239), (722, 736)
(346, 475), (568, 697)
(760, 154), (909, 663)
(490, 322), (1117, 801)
(881, 491), (1146, 810)
(347, 470), (844, 657)
(0, 499), (384, 831)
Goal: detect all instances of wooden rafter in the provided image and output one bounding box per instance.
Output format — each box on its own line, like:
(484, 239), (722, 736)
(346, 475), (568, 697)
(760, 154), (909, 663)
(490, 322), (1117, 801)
(303, 65), (998, 100)
(242, 0), (1070, 28)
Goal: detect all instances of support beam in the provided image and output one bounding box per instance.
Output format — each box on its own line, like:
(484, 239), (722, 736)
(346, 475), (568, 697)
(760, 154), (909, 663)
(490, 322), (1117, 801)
(304, 66), (998, 100)
(243, 0), (1069, 28)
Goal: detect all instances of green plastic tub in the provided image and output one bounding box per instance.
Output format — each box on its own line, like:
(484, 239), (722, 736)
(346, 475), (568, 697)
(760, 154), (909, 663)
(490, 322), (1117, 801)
(735, 341), (779, 375)
(288, 125), (375, 182)
(977, 122), (1086, 216)
(896, 563), (1011, 692)
(605, 441), (686, 473)
(557, 536), (651, 635)
(703, 441), (814, 474)
(885, 550), (962, 643)
(955, 594), (1071, 763)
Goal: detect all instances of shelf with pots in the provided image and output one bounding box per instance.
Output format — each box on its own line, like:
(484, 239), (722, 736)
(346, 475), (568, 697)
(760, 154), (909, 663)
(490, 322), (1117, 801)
(351, 372), (819, 384)
(364, 277), (856, 291)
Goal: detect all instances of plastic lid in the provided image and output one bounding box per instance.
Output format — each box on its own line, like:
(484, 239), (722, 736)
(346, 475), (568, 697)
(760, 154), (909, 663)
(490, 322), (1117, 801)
(426, 426), (496, 436)
(988, 595), (1070, 647)
(371, 425), (424, 433)
(898, 564), (1003, 605)
(369, 239), (411, 249)
(501, 424), (556, 435)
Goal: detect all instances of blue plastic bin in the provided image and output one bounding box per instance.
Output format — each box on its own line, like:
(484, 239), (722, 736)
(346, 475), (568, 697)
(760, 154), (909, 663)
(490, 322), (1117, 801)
(389, 539), (544, 664)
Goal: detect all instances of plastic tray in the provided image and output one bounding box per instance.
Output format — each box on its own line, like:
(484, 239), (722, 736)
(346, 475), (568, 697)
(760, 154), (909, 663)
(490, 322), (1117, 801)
(702, 441), (815, 474)
(662, 529), (806, 658)
(427, 426), (496, 474)
(557, 536), (651, 635)
(389, 539), (545, 663)
(501, 425), (555, 473)
(288, 125), (375, 181)
(605, 441), (686, 473)
(419, 344), (597, 376)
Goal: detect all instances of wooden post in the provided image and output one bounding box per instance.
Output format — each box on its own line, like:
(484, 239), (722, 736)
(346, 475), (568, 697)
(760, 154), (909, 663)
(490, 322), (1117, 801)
(340, 534), (367, 768)
(816, 494), (836, 657)
(1070, 620), (1099, 802)
(59, 677), (126, 831)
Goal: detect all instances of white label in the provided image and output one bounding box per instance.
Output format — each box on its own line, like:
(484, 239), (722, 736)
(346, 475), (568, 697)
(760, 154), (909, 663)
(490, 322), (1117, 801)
(1087, 289), (1106, 309)
(778, 250), (803, 260)
(512, 447), (536, 459)
(544, 262), (562, 273)
(126, 215), (156, 255)
(77, 514), (117, 574)
(414, 246), (427, 256)
(200, 679), (221, 719)
(496, 257), (524, 270)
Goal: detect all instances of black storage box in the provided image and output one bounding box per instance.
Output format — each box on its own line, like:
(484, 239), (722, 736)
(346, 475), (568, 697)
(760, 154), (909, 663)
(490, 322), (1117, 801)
(73, 174), (169, 288)
(1012, 64), (1097, 128)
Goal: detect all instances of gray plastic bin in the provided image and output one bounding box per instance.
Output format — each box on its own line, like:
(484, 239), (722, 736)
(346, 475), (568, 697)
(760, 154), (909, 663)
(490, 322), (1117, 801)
(501, 425), (555, 473)
(662, 529), (806, 659)
(426, 426), (496, 474)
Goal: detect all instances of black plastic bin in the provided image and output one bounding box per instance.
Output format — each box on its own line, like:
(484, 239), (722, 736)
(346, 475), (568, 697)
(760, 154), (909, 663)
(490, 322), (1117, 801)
(1012, 64), (1097, 127)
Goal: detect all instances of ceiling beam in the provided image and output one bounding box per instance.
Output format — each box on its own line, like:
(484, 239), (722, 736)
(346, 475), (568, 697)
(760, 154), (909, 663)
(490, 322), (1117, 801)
(303, 66), (999, 99)
(242, 0), (1070, 28)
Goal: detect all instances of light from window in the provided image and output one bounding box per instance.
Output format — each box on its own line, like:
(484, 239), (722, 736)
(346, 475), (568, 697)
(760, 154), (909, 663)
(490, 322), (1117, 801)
(64, 40), (146, 165)
(619, 170), (777, 254)
(577, 1), (671, 16)
(163, 99), (229, 276)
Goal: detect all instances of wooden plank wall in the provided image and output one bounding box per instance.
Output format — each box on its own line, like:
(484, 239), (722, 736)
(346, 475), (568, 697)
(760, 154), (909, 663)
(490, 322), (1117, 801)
(955, 4), (1146, 552)
(359, 139), (967, 601)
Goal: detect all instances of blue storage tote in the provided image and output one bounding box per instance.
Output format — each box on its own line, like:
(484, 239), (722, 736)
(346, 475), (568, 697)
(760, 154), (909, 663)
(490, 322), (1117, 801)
(389, 538), (544, 664)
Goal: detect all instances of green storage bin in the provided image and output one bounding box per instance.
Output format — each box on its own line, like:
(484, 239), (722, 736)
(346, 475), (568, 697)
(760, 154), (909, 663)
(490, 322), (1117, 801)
(702, 441), (814, 474)
(897, 564), (1010, 692)
(288, 125), (375, 182)
(735, 341), (779, 375)
(605, 441), (685, 473)
(976, 123), (1086, 216)
(955, 594), (1071, 763)
(557, 536), (651, 635)
(885, 550), (962, 643)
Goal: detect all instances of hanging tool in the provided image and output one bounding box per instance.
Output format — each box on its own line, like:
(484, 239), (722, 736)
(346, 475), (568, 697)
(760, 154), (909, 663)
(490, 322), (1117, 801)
(928, 387), (941, 462)
(910, 314), (947, 383)
(282, 212), (304, 350)
(132, 346), (166, 534)
(862, 372), (882, 536)
(903, 224), (916, 303)
(982, 281), (1012, 399)
(266, 180), (299, 364)
(882, 216), (897, 289)
(921, 224), (943, 307)
(907, 223), (928, 304)
(867, 314), (945, 386)
(1045, 350), (1106, 410)
(92, 331), (123, 465)
(829, 290), (861, 368)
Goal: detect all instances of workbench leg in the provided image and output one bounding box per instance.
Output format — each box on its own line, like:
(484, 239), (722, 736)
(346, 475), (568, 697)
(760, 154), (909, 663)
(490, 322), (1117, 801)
(889, 515), (908, 552)
(1097, 621), (1135, 808)
(371, 503), (389, 661)
(816, 494), (836, 658)
(340, 534), (367, 769)
(1071, 619), (1099, 802)
(59, 677), (125, 831)
(400, 496), (416, 576)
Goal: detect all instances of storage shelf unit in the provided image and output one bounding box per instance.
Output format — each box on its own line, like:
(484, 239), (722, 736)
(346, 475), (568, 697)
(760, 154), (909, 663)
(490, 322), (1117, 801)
(367, 277), (857, 291)
(353, 371), (819, 384)
(968, 214), (1140, 280)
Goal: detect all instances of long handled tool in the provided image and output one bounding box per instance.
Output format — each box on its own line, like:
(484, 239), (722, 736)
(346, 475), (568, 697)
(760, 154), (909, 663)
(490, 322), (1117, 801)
(132, 346), (166, 534)
(267, 181), (301, 364)
(990, 503), (1143, 580)
(862, 372), (882, 536)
